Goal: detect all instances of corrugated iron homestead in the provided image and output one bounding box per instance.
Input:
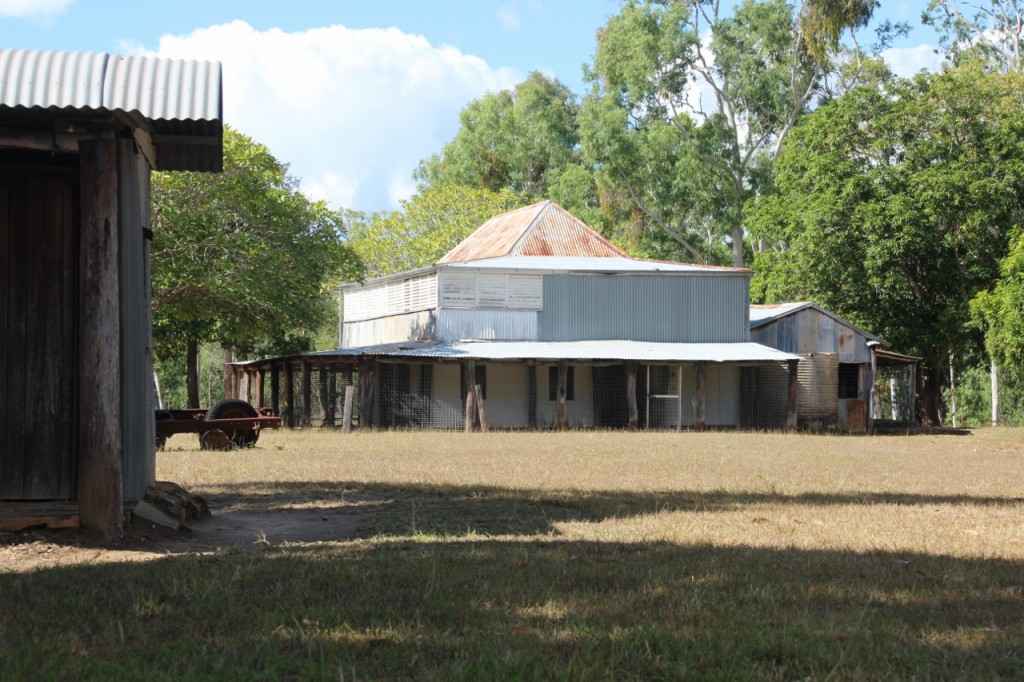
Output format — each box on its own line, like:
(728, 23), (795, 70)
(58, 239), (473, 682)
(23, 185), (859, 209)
(234, 201), (915, 433)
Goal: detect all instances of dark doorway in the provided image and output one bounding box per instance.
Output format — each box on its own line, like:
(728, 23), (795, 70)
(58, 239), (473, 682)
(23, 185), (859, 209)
(0, 153), (79, 499)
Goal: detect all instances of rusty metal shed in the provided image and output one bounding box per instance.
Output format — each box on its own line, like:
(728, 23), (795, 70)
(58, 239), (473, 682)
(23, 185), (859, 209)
(0, 48), (222, 537)
(750, 302), (916, 433)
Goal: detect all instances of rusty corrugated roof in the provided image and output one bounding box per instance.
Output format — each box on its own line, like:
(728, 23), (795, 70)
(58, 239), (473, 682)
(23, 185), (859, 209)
(438, 200), (627, 263)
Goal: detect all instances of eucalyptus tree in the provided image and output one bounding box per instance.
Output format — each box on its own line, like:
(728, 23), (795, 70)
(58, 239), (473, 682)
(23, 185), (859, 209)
(581, 0), (896, 266)
(415, 71), (583, 201)
(925, 0), (1024, 72)
(151, 126), (363, 406)
(748, 64), (1024, 423)
(348, 184), (523, 278)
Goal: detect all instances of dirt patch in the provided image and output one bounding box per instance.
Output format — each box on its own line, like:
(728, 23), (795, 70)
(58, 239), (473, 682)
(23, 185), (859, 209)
(0, 506), (371, 573)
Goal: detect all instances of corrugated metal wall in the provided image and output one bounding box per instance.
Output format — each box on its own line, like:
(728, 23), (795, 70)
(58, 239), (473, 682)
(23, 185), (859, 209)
(342, 310), (436, 348)
(751, 309), (870, 362)
(798, 353), (838, 422)
(539, 274), (749, 342)
(436, 310), (538, 341)
(118, 140), (154, 502)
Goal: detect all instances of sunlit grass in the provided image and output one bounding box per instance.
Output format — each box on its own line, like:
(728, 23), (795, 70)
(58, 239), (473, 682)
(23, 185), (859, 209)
(1, 428), (1022, 679)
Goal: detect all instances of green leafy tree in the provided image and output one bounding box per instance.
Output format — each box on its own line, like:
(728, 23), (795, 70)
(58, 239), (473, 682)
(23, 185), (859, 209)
(152, 126), (363, 406)
(348, 185), (523, 278)
(749, 64), (1024, 423)
(925, 0), (1024, 72)
(972, 232), (1024, 369)
(581, 0), (897, 266)
(415, 72), (584, 201)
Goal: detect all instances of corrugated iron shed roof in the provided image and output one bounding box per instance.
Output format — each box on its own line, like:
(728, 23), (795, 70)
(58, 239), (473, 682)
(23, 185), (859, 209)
(438, 200), (627, 263)
(0, 48), (222, 171)
(441, 255), (748, 275)
(750, 302), (881, 343)
(307, 340), (799, 363)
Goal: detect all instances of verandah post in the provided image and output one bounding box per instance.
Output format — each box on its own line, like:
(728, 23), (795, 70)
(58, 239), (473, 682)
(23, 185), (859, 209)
(556, 360), (568, 429)
(786, 359), (799, 431)
(625, 362), (639, 429)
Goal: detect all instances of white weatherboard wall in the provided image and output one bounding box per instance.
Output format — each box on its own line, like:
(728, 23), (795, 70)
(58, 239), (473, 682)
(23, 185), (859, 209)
(342, 272), (437, 347)
(436, 270), (542, 341)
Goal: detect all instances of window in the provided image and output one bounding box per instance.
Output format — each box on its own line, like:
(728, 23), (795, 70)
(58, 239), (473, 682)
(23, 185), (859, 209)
(460, 364), (487, 400)
(548, 365), (575, 401)
(838, 363), (860, 399)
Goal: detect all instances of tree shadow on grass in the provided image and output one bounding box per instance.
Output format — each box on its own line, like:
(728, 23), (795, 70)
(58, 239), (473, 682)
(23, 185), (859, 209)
(0, 538), (1020, 680)
(192, 479), (1024, 538)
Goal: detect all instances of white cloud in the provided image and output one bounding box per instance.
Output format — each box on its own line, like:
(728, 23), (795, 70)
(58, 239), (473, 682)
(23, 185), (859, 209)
(148, 20), (521, 213)
(0, 0), (73, 18)
(882, 43), (944, 78)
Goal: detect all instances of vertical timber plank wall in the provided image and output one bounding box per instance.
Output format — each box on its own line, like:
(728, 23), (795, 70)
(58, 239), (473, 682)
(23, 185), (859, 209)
(117, 140), (155, 502)
(0, 160), (77, 499)
(78, 136), (123, 539)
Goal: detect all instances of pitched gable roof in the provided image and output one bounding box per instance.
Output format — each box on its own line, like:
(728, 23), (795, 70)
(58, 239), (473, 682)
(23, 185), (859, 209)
(438, 200), (627, 264)
(750, 302), (882, 343)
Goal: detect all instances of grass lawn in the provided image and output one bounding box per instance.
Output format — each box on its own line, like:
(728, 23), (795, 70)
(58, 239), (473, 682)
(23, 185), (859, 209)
(2, 428), (1023, 680)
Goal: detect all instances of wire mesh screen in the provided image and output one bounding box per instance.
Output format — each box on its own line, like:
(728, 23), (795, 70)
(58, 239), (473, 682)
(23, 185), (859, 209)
(874, 364), (915, 422)
(256, 360), (798, 431)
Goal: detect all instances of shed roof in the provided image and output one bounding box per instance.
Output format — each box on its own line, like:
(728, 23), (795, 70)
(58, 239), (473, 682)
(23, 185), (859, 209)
(441, 255), (748, 275)
(438, 200), (627, 263)
(0, 48), (222, 171)
(750, 302), (881, 343)
(298, 340), (799, 364)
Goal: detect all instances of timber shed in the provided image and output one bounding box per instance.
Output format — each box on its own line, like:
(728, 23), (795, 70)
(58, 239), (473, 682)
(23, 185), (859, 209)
(0, 48), (222, 537)
(750, 302), (918, 433)
(234, 202), (803, 432)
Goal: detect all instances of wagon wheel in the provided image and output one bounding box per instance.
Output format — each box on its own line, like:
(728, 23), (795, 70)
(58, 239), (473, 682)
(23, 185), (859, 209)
(200, 399), (260, 449)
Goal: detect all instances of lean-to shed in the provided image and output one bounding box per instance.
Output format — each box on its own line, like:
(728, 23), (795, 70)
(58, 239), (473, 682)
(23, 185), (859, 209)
(0, 48), (222, 537)
(750, 302), (917, 432)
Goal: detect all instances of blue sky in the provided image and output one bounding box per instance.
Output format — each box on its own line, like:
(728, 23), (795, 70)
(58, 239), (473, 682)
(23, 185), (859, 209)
(2, 0), (943, 214)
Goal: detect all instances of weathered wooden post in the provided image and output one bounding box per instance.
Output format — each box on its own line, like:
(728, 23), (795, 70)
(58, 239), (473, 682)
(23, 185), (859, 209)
(283, 362), (294, 428)
(321, 366), (336, 428)
(693, 363), (707, 430)
(270, 362), (280, 415)
(342, 384), (354, 433)
(464, 360), (477, 432)
(78, 135), (122, 540)
(786, 359), (799, 431)
(556, 360), (568, 429)
(300, 360), (312, 427)
(527, 364), (538, 428)
(476, 382), (489, 432)
(625, 362), (639, 429)
(359, 359), (375, 429)
(256, 368), (265, 408)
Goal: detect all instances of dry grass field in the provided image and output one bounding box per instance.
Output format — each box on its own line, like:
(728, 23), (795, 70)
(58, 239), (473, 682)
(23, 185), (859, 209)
(2, 428), (1022, 680)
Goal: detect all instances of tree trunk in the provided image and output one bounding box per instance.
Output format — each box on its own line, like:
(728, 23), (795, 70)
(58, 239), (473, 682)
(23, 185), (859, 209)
(918, 360), (943, 426)
(731, 226), (744, 267)
(186, 336), (200, 408)
(991, 360), (1000, 427)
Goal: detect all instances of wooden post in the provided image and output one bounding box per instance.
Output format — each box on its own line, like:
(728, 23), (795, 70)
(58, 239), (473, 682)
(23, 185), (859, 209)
(786, 359), (799, 432)
(625, 362), (639, 429)
(527, 364), (538, 428)
(464, 360), (477, 432)
(693, 363), (706, 431)
(948, 355), (957, 429)
(889, 378), (900, 421)
(77, 135), (122, 540)
(342, 384), (354, 433)
(221, 347), (235, 400)
(475, 383), (489, 432)
(556, 360), (568, 430)
(322, 366), (336, 428)
(359, 359), (375, 428)
(256, 368), (265, 409)
(283, 362), (294, 428)
(270, 363), (280, 415)
(300, 360), (312, 427)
